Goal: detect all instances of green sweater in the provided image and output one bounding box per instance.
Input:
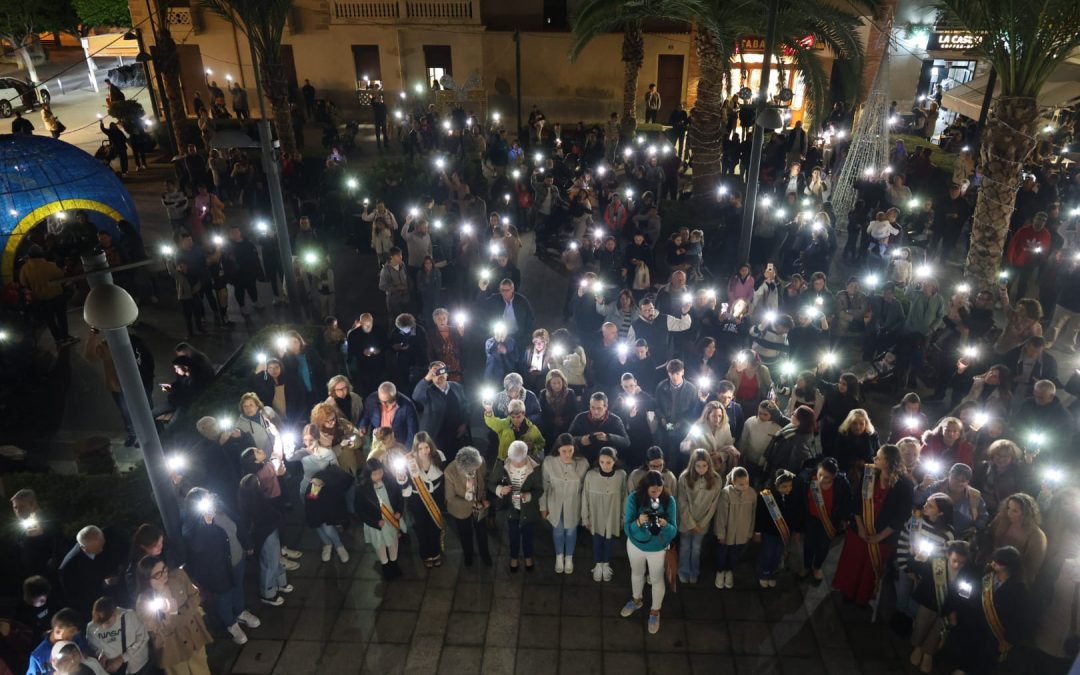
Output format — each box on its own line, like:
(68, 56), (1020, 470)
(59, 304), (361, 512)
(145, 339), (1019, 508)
(624, 492), (677, 552)
(484, 413), (546, 459)
(903, 292), (947, 336)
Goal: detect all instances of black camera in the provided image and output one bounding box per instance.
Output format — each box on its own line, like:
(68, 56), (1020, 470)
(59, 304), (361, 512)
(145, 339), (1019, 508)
(644, 498), (663, 536)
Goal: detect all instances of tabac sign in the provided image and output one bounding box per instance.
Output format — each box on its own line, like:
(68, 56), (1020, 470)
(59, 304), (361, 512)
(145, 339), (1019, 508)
(928, 30), (979, 51)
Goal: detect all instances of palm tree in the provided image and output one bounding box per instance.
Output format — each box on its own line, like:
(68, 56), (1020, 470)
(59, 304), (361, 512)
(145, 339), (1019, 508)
(570, 0), (648, 136)
(143, 2), (188, 153)
(933, 0), (1080, 288)
(201, 0), (297, 156)
(570, 0), (865, 198)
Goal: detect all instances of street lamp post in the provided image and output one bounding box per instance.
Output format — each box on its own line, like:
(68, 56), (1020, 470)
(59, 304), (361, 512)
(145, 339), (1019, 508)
(81, 250), (184, 564)
(737, 0), (780, 264)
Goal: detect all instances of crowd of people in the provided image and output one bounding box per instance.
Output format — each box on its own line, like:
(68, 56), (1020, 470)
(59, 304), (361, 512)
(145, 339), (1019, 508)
(6, 79), (1080, 674)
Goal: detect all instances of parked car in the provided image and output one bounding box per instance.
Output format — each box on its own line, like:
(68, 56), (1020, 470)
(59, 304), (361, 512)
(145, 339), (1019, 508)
(0, 77), (50, 117)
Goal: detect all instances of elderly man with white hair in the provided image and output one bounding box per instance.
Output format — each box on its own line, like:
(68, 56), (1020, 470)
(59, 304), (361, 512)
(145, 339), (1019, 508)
(58, 525), (121, 618)
(488, 440), (544, 572)
(1011, 379), (1074, 457)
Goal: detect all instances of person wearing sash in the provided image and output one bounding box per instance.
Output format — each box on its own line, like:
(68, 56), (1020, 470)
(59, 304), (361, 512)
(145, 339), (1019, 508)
(489, 440), (544, 572)
(357, 458), (406, 580)
(582, 447), (627, 582)
(798, 457), (851, 583)
(832, 444), (914, 605)
(540, 433), (589, 574)
(676, 448), (722, 584)
(444, 447), (493, 567)
(950, 545), (1025, 675)
(713, 466), (758, 589)
(755, 469), (796, 588)
(398, 432), (447, 569)
(893, 492), (956, 633)
(908, 540), (974, 674)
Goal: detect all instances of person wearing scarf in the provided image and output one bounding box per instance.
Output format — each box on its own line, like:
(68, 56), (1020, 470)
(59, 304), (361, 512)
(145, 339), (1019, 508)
(444, 447), (492, 567)
(489, 441), (544, 572)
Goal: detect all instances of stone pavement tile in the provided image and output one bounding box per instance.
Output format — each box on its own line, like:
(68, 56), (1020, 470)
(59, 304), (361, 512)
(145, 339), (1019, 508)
(381, 579), (428, 611)
(292, 555), (359, 580)
(560, 584), (602, 616)
(291, 605), (342, 642)
(647, 652), (691, 674)
(852, 660), (906, 675)
(517, 614), (559, 647)
(207, 641), (242, 675)
(329, 607), (377, 644)
(362, 642), (409, 675)
(645, 616), (688, 652)
(404, 638), (442, 674)
(485, 602), (520, 645)
(804, 600), (848, 649)
(599, 583), (634, 615)
(602, 616), (645, 651)
(251, 607), (299, 640)
(437, 645), (483, 675)
(560, 649), (603, 674)
(445, 612), (489, 645)
(514, 647), (558, 675)
(271, 640), (323, 675)
(520, 585), (561, 615)
(371, 609), (419, 644)
(413, 607), (450, 639)
(688, 653), (738, 674)
(818, 649), (860, 675)
(681, 589), (725, 620)
(721, 590), (767, 621)
(428, 565), (466, 590)
(293, 575), (350, 609)
(421, 587), (456, 614)
(760, 587), (809, 623)
(778, 657), (827, 675)
(844, 622), (899, 660)
(353, 555), (385, 580)
(481, 647), (516, 675)
(344, 579), (386, 610)
(231, 639), (283, 675)
(727, 621), (775, 656)
(770, 621), (818, 657)
(559, 615), (603, 651)
(733, 655), (782, 674)
(603, 650), (647, 675)
(684, 619), (731, 653)
(319, 642), (365, 675)
(453, 582), (494, 612)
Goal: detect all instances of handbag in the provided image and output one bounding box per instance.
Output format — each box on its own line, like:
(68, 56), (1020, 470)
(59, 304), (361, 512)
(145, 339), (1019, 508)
(632, 263), (651, 291)
(664, 544), (678, 592)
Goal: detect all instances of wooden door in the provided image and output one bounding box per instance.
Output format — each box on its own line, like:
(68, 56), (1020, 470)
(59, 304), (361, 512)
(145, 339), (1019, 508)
(656, 54), (684, 123)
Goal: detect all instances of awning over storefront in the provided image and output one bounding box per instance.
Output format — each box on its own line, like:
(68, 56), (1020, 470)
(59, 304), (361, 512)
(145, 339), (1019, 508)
(941, 62), (1080, 119)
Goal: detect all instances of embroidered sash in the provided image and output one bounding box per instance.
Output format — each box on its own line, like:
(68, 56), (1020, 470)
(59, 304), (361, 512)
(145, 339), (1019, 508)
(761, 489), (790, 545)
(862, 468), (883, 580)
(931, 556), (948, 613)
(982, 573), (1012, 661)
(409, 459), (446, 552)
(380, 503), (401, 531)
(810, 480), (837, 539)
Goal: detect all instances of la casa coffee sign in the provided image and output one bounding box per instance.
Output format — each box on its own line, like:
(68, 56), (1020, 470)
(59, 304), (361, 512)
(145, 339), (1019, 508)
(928, 30), (979, 51)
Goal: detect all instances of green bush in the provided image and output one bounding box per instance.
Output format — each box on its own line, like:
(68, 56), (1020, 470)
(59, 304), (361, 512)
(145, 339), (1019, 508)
(2, 466), (155, 541)
(107, 99), (147, 128)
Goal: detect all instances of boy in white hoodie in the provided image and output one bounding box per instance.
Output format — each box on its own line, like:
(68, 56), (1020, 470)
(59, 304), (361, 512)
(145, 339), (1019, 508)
(86, 596), (151, 675)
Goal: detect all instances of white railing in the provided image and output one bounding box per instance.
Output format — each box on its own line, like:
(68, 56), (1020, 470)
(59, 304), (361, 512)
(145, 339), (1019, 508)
(332, 0), (477, 23)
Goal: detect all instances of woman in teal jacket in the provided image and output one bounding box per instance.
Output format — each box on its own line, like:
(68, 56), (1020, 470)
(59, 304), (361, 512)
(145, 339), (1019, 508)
(620, 470), (677, 634)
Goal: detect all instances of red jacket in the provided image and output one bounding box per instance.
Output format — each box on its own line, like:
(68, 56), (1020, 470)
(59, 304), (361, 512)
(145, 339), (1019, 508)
(1006, 225), (1050, 267)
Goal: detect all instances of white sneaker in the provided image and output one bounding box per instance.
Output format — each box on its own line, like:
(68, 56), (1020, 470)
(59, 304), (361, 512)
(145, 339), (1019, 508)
(592, 564), (603, 582)
(282, 546), (303, 559)
(767, 579), (776, 588)
(335, 546), (350, 563)
(237, 610), (260, 628)
(321, 544), (332, 562)
(261, 595), (284, 606)
(715, 571), (725, 589)
(279, 584), (294, 594)
(602, 563), (613, 582)
(679, 575), (689, 584)
(724, 571), (734, 589)
(564, 557), (573, 574)
(282, 559), (300, 571)
(555, 554), (564, 574)
(759, 579), (769, 588)
(227, 623), (248, 644)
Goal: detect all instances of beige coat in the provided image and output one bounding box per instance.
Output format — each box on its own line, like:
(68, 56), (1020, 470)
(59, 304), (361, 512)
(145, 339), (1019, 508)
(581, 468), (627, 538)
(627, 468), (677, 496)
(540, 455), (589, 528)
(713, 484), (758, 544)
(444, 461), (489, 520)
(136, 569), (212, 669)
(676, 472), (721, 534)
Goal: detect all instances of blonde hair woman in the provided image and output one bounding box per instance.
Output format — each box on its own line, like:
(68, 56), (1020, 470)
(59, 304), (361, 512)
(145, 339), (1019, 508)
(832, 408), (880, 474)
(986, 493), (1047, 585)
(677, 448), (721, 584)
(680, 401), (734, 463)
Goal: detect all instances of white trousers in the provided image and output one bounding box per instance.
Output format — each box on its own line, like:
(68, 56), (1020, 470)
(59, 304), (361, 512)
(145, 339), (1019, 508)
(627, 542), (666, 610)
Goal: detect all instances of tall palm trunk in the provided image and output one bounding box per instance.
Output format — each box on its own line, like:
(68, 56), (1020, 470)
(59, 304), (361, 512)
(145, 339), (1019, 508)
(688, 31), (725, 198)
(965, 96), (1040, 288)
(155, 28), (189, 153)
(259, 55), (297, 156)
(620, 22), (644, 136)
(859, 0), (896, 104)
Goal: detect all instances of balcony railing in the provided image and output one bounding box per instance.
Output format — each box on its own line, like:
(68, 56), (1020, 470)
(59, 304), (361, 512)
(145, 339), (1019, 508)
(332, 0), (477, 24)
